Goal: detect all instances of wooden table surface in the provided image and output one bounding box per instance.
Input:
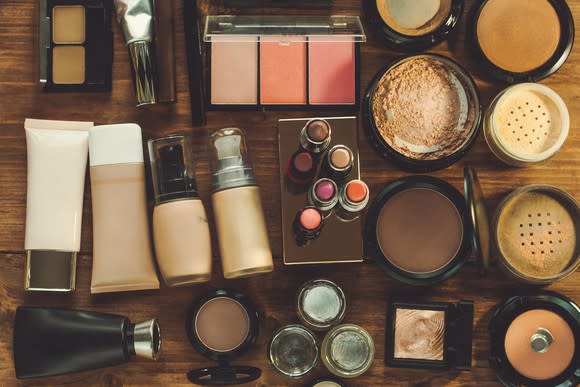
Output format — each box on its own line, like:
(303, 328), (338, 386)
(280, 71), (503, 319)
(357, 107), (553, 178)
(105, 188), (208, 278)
(0, 1), (579, 386)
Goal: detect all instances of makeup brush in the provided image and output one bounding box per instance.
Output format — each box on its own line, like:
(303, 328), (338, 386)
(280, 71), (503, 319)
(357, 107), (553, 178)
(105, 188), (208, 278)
(183, 0), (205, 126)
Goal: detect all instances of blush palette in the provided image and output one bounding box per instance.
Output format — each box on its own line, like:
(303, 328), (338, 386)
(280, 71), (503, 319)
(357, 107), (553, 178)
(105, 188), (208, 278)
(203, 15), (366, 110)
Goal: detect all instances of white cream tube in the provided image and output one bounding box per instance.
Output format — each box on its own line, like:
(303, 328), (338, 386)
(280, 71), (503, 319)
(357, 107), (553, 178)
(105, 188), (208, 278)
(24, 118), (93, 292)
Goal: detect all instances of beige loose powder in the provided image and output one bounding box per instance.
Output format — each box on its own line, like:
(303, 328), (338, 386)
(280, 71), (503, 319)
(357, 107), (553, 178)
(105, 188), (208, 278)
(376, 0), (452, 37)
(371, 57), (474, 160)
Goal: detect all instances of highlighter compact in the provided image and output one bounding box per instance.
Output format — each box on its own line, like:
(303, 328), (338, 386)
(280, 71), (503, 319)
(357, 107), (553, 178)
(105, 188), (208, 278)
(38, 0), (113, 91)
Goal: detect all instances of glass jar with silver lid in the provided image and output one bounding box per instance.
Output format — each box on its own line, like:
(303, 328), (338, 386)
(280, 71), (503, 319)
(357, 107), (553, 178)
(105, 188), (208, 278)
(321, 324), (375, 378)
(296, 279), (347, 331)
(268, 324), (319, 378)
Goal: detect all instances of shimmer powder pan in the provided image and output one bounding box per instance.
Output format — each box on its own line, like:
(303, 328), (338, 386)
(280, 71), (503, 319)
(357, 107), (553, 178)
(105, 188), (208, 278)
(367, 0), (464, 52)
(387, 301), (474, 370)
(186, 289), (261, 385)
(364, 54), (481, 172)
(365, 175), (469, 285)
(489, 292), (580, 386)
(473, 0), (574, 82)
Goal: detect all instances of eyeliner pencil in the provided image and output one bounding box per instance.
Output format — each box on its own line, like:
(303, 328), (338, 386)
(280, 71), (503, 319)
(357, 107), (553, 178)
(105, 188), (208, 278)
(183, 0), (206, 126)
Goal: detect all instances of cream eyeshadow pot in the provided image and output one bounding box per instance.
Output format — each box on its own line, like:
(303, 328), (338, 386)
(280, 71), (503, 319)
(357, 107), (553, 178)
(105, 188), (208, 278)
(186, 289), (261, 385)
(489, 292), (580, 386)
(472, 0), (574, 82)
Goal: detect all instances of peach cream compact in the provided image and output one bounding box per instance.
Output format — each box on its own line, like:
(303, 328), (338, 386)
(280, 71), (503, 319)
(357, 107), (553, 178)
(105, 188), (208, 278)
(203, 15), (366, 110)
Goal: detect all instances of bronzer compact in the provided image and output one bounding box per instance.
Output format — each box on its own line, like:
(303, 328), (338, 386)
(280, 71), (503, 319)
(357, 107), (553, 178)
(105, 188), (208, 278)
(186, 289), (261, 385)
(366, 0), (464, 52)
(472, 0), (574, 82)
(38, 0), (113, 91)
(203, 16), (366, 110)
(489, 292), (580, 386)
(386, 301), (474, 370)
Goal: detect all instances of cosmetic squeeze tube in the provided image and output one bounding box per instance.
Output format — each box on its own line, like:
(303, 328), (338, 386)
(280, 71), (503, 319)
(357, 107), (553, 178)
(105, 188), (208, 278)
(89, 124), (160, 293)
(114, 0), (157, 106)
(24, 118), (93, 292)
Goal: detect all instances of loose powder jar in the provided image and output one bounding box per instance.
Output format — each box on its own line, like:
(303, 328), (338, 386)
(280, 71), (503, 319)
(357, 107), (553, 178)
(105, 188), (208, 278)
(364, 54), (481, 172)
(366, 0), (464, 52)
(386, 301), (474, 370)
(321, 324), (375, 378)
(186, 289), (261, 385)
(484, 83), (570, 166)
(473, 0), (574, 82)
(493, 185), (580, 285)
(296, 279), (346, 331)
(489, 292), (580, 386)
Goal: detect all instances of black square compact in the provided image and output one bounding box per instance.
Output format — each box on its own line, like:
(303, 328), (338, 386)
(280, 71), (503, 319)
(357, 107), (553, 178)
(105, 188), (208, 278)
(386, 300), (474, 370)
(38, 0), (113, 92)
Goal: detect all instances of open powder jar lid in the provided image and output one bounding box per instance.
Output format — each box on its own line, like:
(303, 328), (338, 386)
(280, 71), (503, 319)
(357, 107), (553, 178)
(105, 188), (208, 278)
(472, 0), (574, 82)
(308, 378), (347, 387)
(296, 279), (346, 331)
(186, 289), (261, 385)
(492, 185), (580, 285)
(366, 0), (464, 52)
(483, 83), (570, 167)
(489, 292), (580, 386)
(364, 54), (481, 172)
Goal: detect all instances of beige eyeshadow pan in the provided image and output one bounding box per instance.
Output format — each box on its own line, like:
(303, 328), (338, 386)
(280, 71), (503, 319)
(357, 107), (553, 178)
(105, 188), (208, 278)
(52, 46), (85, 84)
(52, 5), (85, 44)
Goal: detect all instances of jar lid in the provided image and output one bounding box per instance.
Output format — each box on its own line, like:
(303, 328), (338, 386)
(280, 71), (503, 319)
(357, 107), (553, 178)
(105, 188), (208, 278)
(187, 365), (261, 385)
(463, 166), (491, 274)
(297, 279), (346, 331)
(269, 324), (319, 378)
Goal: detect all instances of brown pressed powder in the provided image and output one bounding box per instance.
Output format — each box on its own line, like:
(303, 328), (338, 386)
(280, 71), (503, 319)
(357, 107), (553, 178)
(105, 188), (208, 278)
(52, 46), (85, 85)
(394, 308), (445, 360)
(52, 5), (85, 44)
(377, 188), (463, 274)
(194, 297), (250, 352)
(476, 0), (561, 73)
(496, 191), (577, 280)
(376, 0), (452, 36)
(371, 57), (474, 160)
(504, 309), (575, 380)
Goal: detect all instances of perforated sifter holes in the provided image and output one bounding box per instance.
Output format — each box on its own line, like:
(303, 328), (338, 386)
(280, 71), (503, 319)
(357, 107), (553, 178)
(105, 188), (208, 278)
(517, 211), (563, 261)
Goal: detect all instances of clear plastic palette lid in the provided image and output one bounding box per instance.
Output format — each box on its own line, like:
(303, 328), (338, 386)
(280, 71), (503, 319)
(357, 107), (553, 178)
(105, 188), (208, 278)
(204, 15), (367, 42)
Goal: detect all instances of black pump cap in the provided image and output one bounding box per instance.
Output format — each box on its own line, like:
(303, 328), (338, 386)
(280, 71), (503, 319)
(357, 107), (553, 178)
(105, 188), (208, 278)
(187, 365), (261, 385)
(148, 135), (199, 204)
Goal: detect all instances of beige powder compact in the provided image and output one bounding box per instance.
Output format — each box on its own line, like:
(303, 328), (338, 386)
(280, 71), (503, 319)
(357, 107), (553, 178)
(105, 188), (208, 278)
(484, 83), (570, 166)
(493, 185), (580, 285)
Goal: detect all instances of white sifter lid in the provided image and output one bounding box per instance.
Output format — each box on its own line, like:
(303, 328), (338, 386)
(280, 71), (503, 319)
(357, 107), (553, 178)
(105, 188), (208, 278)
(89, 124), (144, 166)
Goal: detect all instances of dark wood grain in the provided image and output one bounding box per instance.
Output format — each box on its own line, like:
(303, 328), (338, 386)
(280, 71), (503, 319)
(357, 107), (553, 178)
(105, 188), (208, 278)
(0, 1), (579, 386)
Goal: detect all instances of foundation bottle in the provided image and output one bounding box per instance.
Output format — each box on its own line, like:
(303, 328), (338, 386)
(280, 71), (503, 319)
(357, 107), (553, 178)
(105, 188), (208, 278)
(89, 124), (159, 294)
(148, 134), (212, 286)
(208, 127), (273, 279)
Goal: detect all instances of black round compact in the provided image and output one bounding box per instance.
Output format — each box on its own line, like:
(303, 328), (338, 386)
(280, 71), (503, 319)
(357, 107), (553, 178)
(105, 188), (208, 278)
(489, 292), (580, 386)
(365, 0), (464, 52)
(186, 289), (260, 385)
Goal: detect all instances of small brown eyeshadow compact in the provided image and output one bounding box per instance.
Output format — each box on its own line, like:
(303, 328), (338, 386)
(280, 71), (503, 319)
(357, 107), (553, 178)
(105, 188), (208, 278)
(365, 0), (464, 52)
(386, 301), (474, 370)
(186, 289), (261, 385)
(489, 292), (580, 386)
(472, 0), (574, 83)
(39, 0), (113, 92)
